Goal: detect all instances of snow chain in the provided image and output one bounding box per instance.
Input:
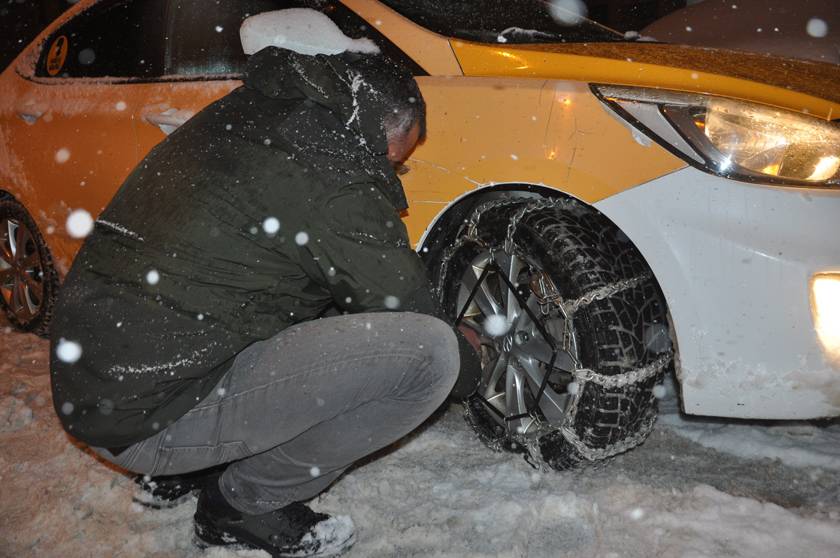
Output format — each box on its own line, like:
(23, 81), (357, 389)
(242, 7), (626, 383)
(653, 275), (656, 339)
(441, 197), (670, 463)
(573, 352), (672, 389)
(561, 273), (652, 316)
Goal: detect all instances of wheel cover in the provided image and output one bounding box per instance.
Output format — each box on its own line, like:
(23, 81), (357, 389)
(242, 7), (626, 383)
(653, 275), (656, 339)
(456, 248), (579, 438)
(0, 217), (45, 323)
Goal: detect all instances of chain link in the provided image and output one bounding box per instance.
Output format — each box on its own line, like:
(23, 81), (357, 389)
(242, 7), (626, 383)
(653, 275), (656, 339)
(574, 352), (672, 389)
(562, 273), (653, 315)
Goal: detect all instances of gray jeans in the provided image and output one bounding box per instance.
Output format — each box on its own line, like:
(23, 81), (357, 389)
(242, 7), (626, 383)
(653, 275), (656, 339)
(93, 312), (459, 514)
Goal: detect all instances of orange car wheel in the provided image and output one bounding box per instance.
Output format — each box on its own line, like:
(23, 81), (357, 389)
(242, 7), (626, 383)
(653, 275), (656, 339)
(0, 198), (59, 337)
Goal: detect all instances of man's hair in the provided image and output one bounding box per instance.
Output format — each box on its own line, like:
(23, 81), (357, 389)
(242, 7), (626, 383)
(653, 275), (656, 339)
(383, 81), (427, 144)
(361, 59), (427, 144)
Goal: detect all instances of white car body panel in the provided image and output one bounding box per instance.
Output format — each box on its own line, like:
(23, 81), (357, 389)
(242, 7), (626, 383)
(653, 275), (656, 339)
(595, 167), (840, 419)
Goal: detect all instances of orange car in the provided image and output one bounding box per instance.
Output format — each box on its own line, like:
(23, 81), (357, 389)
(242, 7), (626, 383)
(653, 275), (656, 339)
(2, 0), (839, 467)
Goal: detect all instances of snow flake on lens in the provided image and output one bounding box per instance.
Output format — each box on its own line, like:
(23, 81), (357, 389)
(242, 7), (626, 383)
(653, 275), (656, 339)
(295, 231), (309, 246)
(629, 507), (645, 520)
(547, 0), (588, 26)
(66, 209), (93, 238)
(61, 402), (74, 415)
(56, 338), (82, 364)
(309, 466), (321, 477)
(652, 384), (667, 399)
(78, 48), (96, 65)
(384, 295), (400, 309)
(806, 18), (828, 38)
(55, 148), (71, 164)
(262, 217), (281, 235)
(115, 101), (127, 111)
(483, 314), (510, 337)
(145, 269), (160, 285)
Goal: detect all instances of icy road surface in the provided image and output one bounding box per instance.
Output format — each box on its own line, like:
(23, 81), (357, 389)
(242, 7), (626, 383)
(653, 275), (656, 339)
(2, 326), (840, 558)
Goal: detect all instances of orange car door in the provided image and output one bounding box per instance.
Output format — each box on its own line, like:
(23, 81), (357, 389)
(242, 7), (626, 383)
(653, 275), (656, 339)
(10, 0), (174, 271)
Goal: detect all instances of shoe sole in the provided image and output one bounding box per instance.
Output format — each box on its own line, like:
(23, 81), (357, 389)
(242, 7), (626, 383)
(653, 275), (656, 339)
(194, 518), (356, 558)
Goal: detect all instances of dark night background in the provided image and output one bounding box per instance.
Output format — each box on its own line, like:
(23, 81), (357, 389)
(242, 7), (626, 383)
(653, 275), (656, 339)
(1, 0), (73, 70)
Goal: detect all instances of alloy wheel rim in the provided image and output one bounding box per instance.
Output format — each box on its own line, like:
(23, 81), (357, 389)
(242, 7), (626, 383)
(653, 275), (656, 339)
(456, 249), (579, 437)
(0, 217), (45, 323)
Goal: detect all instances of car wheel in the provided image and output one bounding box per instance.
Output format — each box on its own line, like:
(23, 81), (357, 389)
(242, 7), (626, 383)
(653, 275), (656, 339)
(0, 198), (59, 337)
(432, 196), (673, 469)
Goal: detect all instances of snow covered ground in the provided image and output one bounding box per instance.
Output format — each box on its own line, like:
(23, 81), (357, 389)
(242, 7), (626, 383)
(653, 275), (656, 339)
(2, 324), (840, 557)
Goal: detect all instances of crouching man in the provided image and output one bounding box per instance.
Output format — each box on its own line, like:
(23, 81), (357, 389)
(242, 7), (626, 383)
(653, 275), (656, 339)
(49, 11), (479, 557)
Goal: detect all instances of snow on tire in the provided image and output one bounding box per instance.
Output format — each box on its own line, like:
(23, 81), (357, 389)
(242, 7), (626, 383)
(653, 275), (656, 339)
(432, 196), (673, 469)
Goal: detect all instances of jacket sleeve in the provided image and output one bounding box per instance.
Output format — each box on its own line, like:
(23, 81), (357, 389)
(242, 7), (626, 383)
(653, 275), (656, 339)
(297, 182), (480, 397)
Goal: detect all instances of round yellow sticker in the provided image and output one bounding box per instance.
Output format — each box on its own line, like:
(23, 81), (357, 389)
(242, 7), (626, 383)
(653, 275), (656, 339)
(46, 36), (68, 76)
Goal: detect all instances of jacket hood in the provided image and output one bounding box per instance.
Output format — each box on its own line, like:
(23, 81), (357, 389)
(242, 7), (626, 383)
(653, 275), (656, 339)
(243, 47), (410, 210)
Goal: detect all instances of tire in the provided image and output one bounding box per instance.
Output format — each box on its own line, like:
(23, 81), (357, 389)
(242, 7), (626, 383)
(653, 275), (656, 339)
(0, 199), (60, 337)
(430, 196), (673, 469)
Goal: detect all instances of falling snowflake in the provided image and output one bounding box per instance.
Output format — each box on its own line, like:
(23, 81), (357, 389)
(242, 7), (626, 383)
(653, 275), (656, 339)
(384, 295), (400, 309)
(61, 402), (74, 415)
(653, 384), (667, 399)
(309, 466), (321, 477)
(547, 0), (588, 26)
(115, 101), (127, 111)
(483, 314), (510, 337)
(567, 381), (580, 395)
(806, 18), (828, 38)
(295, 231), (309, 246)
(66, 209), (93, 238)
(78, 48), (96, 65)
(56, 339), (82, 364)
(146, 269), (160, 285)
(262, 217), (281, 235)
(55, 148), (71, 164)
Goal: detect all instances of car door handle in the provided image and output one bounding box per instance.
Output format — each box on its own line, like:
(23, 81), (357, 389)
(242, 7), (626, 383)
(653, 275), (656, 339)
(144, 108), (194, 135)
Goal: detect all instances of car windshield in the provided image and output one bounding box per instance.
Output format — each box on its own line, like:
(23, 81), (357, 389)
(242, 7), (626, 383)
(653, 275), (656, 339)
(378, 0), (839, 65)
(378, 0), (679, 44)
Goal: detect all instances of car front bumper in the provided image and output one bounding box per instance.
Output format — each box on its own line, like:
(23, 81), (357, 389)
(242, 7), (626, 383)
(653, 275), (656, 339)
(595, 166), (840, 419)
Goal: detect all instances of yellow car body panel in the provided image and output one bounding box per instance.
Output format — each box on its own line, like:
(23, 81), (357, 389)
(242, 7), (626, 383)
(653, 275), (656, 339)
(451, 41), (840, 120)
(399, 76), (684, 241)
(0, 0), (834, 268)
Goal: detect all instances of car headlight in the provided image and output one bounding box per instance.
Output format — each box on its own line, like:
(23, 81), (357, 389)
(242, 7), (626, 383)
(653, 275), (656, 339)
(594, 85), (840, 187)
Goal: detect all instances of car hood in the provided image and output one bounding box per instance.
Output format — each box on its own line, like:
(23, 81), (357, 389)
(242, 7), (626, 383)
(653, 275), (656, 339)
(451, 41), (840, 120)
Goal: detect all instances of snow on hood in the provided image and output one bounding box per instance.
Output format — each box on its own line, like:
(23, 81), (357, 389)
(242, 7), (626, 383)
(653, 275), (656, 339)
(240, 8), (380, 56)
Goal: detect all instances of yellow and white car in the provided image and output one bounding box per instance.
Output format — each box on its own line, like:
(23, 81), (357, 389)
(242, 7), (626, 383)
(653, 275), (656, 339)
(1, 0), (838, 467)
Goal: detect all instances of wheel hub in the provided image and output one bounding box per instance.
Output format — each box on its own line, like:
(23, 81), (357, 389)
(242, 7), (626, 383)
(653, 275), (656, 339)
(455, 249), (579, 438)
(0, 217), (44, 322)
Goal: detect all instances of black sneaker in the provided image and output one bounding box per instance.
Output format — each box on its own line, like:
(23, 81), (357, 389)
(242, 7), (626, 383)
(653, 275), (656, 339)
(133, 466), (224, 509)
(194, 479), (355, 557)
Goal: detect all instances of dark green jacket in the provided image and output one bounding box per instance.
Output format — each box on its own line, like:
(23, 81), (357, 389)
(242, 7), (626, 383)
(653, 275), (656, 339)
(49, 47), (478, 448)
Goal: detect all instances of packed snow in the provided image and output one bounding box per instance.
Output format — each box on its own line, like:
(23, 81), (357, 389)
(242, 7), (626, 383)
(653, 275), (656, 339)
(2, 325), (840, 557)
(239, 9), (380, 57)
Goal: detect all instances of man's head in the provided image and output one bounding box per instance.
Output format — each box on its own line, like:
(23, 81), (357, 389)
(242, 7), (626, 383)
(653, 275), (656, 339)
(384, 101), (425, 164)
(366, 62), (426, 165)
